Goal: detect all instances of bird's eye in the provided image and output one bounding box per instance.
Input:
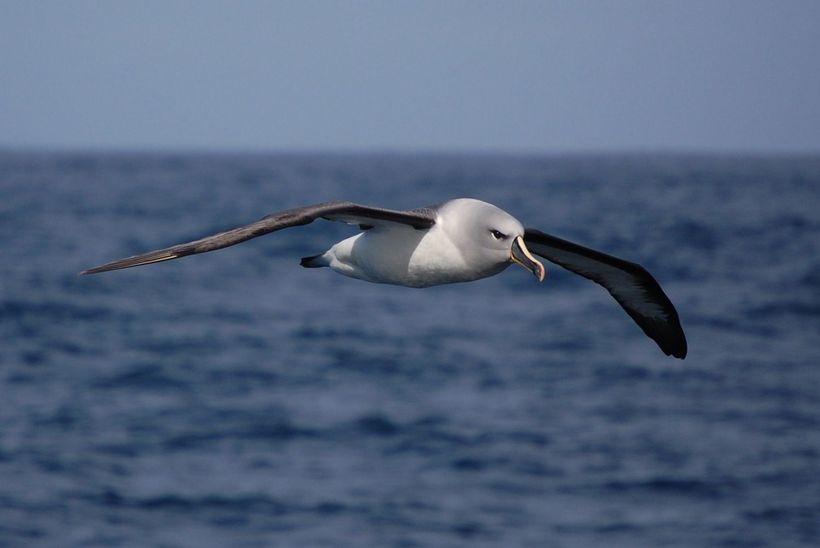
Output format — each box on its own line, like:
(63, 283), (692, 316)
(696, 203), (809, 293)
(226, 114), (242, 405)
(490, 229), (507, 240)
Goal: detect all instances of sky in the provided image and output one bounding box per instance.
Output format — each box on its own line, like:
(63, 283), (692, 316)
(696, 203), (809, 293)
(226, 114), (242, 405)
(1, 1), (819, 153)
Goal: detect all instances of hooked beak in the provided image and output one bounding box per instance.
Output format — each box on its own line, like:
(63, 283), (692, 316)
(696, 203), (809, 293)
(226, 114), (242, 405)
(511, 236), (546, 282)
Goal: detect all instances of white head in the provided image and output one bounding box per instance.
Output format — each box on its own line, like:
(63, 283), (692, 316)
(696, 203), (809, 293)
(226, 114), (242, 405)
(438, 199), (546, 281)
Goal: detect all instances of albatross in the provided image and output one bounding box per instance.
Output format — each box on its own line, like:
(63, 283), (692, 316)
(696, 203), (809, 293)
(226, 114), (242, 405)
(82, 198), (687, 358)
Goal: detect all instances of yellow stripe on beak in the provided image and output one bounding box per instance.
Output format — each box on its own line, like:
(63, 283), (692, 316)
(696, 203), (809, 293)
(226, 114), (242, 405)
(511, 236), (546, 282)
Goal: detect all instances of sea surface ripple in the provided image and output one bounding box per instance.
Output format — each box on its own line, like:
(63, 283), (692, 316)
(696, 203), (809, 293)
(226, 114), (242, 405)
(1, 152), (819, 547)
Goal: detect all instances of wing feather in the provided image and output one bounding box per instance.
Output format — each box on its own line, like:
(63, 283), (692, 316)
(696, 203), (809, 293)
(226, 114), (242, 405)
(82, 201), (435, 274)
(525, 228), (687, 359)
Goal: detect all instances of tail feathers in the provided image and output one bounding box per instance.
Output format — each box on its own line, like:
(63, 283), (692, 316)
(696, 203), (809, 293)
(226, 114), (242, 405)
(300, 253), (329, 268)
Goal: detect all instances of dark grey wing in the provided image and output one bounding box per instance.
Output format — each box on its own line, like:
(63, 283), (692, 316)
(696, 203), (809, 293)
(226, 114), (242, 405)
(525, 228), (687, 359)
(82, 201), (436, 274)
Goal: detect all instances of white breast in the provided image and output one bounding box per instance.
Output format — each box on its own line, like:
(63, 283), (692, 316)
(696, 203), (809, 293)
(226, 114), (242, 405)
(326, 224), (484, 288)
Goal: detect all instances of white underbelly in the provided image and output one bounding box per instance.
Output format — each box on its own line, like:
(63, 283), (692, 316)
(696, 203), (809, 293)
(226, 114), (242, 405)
(328, 227), (495, 288)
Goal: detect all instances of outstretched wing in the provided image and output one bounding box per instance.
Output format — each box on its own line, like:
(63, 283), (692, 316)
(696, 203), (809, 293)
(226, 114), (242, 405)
(524, 228), (687, 359)
(81, 201), (436, 275)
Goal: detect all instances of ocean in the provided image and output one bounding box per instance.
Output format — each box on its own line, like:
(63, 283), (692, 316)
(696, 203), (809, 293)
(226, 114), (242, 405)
(1, 151), (818, 547)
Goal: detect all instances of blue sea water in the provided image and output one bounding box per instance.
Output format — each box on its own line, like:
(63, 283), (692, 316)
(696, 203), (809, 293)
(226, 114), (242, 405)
(1, 151), (819, 547)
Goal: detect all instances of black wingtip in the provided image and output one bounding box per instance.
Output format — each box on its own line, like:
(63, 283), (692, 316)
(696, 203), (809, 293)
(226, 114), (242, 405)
(653, 320), (687, 359)
(79, 251), (181, 275)
(666, 345), (687, 359)
(80, 263), (130, 275)
(670, 335), (688, 359)
(80, 265), (112, 275)
(637, 323), (687, 359)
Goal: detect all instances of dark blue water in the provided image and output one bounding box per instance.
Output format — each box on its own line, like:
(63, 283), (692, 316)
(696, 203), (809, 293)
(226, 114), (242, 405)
(1, 151), (819, 547)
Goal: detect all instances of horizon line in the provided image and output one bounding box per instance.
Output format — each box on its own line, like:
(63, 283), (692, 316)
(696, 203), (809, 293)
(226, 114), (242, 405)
(1, 143), (819, 159)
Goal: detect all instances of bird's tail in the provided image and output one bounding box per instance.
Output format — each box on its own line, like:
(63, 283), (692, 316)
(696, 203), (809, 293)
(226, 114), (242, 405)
(300, 253), (329, 268)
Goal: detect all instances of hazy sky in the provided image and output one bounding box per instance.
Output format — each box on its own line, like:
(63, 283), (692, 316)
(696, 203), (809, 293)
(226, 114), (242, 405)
(2, 1), (819, 152)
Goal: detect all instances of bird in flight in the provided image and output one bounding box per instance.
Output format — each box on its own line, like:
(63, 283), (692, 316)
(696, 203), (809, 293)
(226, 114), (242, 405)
(83, 198), (687, 358)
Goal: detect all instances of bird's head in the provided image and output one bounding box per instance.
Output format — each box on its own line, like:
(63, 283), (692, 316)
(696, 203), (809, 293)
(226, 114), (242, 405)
(440, 199), (546, 281)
